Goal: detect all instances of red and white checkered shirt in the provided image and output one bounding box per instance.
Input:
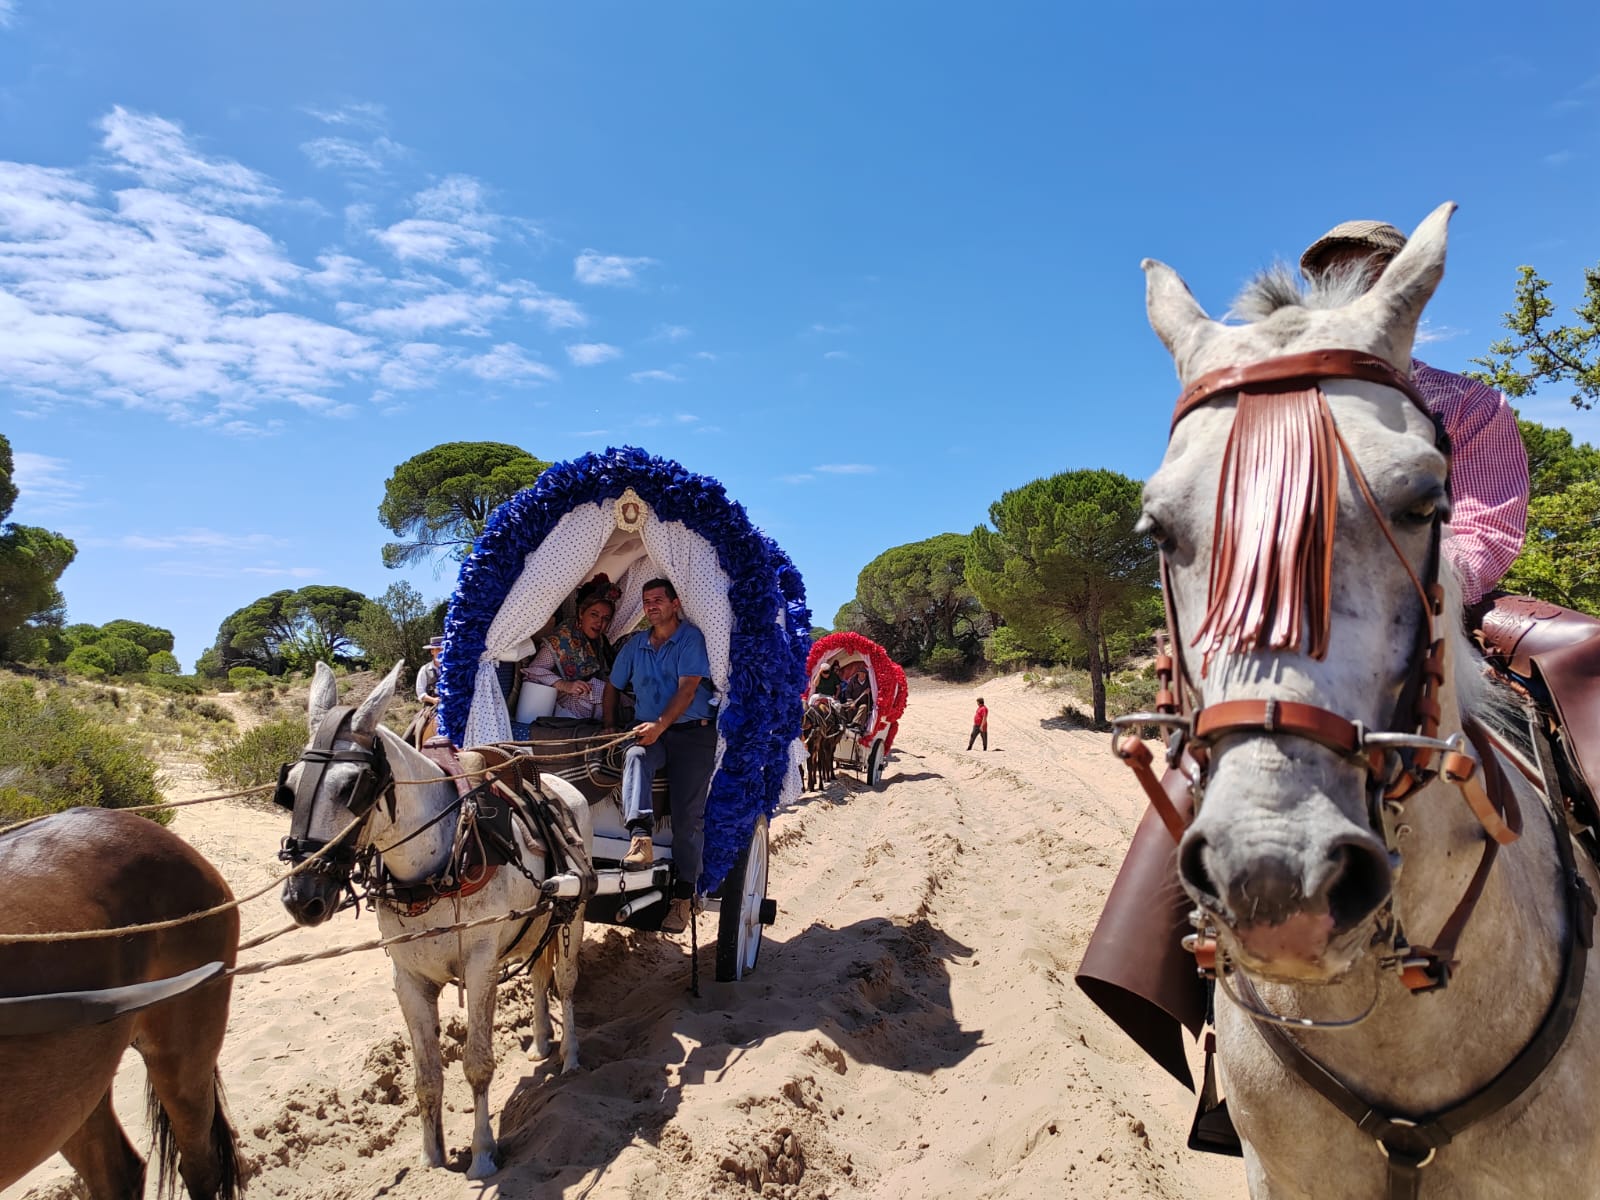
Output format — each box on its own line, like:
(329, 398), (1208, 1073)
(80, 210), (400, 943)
(1412, 359), (1529, 604)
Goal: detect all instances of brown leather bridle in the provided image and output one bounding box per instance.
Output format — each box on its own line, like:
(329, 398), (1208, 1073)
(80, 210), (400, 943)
(1114, 347), (1600, 1197)
(1113, 349), (1520, 993)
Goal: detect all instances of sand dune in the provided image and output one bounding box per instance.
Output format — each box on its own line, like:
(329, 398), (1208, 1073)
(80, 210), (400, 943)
(8, 672), (1243, 1199)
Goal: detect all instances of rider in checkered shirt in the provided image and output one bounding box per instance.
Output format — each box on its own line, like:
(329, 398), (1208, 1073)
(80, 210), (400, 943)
(1300, 220), (1530, 604)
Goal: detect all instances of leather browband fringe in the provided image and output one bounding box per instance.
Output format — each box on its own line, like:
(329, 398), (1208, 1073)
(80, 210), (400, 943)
(1194, 384), (1339, 672)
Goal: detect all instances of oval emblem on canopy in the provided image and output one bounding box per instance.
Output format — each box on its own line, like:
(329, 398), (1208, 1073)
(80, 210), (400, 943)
(615, 487), (648, 532)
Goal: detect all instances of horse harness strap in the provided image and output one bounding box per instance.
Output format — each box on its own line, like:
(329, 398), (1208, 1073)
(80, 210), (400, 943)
(1243, 783), (1594, 1200)
(1172, 349), (1431, 430)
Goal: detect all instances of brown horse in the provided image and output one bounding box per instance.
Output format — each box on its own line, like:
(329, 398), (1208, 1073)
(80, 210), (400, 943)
(0, 807), (243, 1199)
(802, 699), (843, 790)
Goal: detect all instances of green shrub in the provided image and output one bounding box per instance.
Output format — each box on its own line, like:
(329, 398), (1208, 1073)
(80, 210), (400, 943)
(147, 650), (181, 675)
(203, 716), (306, 789)
(0, 680), (166, 825)
(228, 666), (269, 689)
(1106, 670), (1159, 718)
(146, 671), (205, 695)
(923, 645), (968, 681)
(64, 643), (115, 678)
(192, 700), (234, 724)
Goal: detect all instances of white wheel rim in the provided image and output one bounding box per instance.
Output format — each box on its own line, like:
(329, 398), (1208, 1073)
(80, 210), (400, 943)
(737, 816), (768, 976)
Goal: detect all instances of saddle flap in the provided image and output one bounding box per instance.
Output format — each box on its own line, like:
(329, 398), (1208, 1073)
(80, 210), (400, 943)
(1478, 595), (1600, 678)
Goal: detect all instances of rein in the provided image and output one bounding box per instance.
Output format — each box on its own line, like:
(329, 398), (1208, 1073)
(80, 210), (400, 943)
(1114, 348), (1596, 1195)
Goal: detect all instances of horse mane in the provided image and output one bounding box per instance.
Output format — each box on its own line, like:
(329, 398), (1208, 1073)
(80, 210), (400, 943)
(1193, 381), (1340, 670)
(1229, 261), (1373, 322)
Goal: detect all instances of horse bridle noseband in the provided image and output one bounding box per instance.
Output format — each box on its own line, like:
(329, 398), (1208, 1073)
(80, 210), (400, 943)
(276, 705), (393, 870)
(1114, 348), (1596, 1197)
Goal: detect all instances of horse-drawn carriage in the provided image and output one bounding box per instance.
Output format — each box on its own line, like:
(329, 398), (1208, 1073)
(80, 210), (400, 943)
(267, 446), (811, 1178)
(804, 632), (906, 790)
(433, 445), (811, 981)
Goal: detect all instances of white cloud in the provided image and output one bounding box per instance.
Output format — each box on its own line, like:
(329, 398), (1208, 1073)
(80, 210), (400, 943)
(305, 253), (388, 292)
(341, 290), (509, 336)
(106, 528), (291, 552)
(518, 288), (588, 330)
(1415, 320), (1465, 346)
(823, 349), (852, 361)
(369, 175), (512, 280)
(0, 122), (406, 421)
(0, 106), (623, 428)
(782, 473), (815, 484)
(808, 322), (854, 336)
(815, 463), (875, 475)
(378, 342), (453, 390)
(301, 135), (407, 173)
(10, 451), (84, 514)
(374, 217), (494, 266)
(675, 413), (699, 423)
(575, 249), (657, 287)
(692, 350), (718, 361)
(566, 341), (621, 366)
(652, 323), (691, 342)
(149, 559), (320, 579)
(569, 428), (609, 438)
(628, 369), (682, 384)
(0, 1), (17, 28)
(461, 342), (557, 384)
(302, 101), (389, 130)
(100, 106), (280, 209)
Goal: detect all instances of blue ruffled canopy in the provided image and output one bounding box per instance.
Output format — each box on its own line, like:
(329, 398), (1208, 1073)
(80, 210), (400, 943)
(435, 446), (811, 892)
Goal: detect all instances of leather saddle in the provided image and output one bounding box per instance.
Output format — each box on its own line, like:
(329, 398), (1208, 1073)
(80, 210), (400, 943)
(1477, 595), (1600, 823)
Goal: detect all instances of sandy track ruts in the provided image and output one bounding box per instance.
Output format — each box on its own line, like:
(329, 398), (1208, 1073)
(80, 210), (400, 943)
(9, 672), (1243, 1200)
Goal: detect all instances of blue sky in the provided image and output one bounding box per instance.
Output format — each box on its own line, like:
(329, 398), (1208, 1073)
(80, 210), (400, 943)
(3, 1), (1597, 670)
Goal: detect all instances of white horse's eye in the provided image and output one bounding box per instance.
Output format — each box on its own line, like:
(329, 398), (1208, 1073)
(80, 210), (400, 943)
(1395, 493), (1449, 528)
(1137, 512), (1177, 552)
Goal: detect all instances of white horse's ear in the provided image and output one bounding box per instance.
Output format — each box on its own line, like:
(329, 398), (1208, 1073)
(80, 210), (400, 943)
(352, 660), (406, 737)
(308, 661), (339, 737)
(1143, 259), (1218, 378)
(1354, 201), (1456, 368)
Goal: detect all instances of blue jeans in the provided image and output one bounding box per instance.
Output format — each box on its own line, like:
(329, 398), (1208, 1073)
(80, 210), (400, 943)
(621, 719), (718, 895)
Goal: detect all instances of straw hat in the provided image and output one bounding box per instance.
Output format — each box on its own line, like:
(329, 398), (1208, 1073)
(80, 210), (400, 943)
(1300, 220), (1408, 277)
(426, 636), (445, 652)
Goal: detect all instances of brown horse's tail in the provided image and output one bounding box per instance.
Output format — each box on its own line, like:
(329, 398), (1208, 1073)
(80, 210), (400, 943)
(146, 1069), (243, 1200)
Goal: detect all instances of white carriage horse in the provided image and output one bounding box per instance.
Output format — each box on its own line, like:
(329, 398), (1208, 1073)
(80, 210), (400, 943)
(1130, 203), (1600, 1198)
(279, 661), (594, 1180)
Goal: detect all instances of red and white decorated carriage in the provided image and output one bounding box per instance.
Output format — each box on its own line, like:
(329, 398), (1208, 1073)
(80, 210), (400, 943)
(805, 632), (907, 790)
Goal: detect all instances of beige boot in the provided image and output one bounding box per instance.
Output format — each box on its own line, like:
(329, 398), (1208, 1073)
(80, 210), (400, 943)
(659, 896), (695, 935)
(621, 835), (653, 870)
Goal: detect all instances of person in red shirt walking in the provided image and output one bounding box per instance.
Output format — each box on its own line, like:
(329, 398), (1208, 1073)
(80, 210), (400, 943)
(966, 697), (988, 751)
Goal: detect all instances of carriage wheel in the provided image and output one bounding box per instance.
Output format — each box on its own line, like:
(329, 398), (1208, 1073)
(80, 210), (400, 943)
(716, 814), (771, 982)
(867, 739), (886, 791)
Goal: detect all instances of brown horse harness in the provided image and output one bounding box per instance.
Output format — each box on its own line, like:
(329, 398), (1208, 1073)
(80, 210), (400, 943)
(1111, 349), (1595, 1197)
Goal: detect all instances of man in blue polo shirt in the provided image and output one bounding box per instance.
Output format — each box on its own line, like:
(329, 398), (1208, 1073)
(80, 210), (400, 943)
(603, 576), (718, 934)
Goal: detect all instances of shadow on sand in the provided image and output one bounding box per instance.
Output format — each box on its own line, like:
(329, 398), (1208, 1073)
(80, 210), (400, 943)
(489, 914), (982, 1192)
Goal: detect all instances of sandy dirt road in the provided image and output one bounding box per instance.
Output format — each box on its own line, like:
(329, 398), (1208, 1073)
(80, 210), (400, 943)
(9, 672), (1244, 1199)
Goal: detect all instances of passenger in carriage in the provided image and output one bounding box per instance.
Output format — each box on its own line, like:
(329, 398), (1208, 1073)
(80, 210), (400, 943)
(603, 577), (718, 935)
(520, 575), (619, 720)
(841, 673), (870, 729)
(809, 662), (842, 708)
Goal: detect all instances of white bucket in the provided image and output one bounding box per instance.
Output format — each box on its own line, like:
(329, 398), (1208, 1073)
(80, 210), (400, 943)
(515, 681), (559, 723)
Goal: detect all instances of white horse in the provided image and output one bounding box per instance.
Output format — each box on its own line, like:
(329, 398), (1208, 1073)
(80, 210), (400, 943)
(279, 662), (593, 1179)
(1139, 204), (1600, 1197)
